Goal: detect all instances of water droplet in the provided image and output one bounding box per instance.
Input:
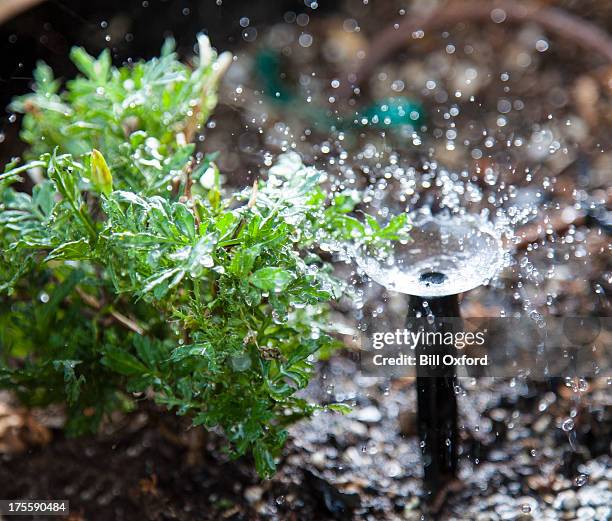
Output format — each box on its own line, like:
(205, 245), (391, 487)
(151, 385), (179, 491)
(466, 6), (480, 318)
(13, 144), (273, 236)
(574, 474), (588, 486)
(561, 418), (574, 432)
(298, 33), (313, 48)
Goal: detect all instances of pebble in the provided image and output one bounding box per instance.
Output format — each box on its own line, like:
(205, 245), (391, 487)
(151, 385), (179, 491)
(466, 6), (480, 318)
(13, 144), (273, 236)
(244, 485), (263, 504)
(489, 450), (509, 462)
(533, 415), (551, 433)
(489, 408), (508, 422)
(516, 496), (539, 514)
(343, 446), (370, 466)
(578, 487), (612, 507)
(553, 490), (578, 511)
(552, 477), (573, 491)
(386, 460), (402, 478)
(527, 474), (549, 491)
(352, 405), (382, 424)
(577, 506), (596, 520)
(475, 513), (497, 521)
(311, 451), (326, 470)
(404, 496), (419, 510)
(346, 419), (368, 437)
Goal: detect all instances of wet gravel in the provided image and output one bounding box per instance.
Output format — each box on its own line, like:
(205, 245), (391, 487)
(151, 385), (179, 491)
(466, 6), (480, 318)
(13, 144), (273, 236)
(0, 352), (609, 520)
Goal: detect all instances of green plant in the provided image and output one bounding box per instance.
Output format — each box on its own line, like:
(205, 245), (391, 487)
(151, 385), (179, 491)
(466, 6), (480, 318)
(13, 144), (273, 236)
(0, 36), (409, 477)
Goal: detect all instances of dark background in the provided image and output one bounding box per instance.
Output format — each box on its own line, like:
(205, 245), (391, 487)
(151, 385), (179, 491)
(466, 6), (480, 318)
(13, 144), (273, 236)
(0, 0), (335, 163)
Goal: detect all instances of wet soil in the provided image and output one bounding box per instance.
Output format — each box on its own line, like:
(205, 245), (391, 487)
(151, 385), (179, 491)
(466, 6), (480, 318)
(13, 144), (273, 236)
(0, 358), (610, 521)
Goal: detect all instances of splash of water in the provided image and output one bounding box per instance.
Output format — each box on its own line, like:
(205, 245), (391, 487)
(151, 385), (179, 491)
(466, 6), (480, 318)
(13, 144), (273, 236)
(354, 211), (506, 297)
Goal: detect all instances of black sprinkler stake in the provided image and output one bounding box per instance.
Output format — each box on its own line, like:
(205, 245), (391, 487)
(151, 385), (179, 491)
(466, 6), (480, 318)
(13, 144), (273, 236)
(407, 287), (460, 503)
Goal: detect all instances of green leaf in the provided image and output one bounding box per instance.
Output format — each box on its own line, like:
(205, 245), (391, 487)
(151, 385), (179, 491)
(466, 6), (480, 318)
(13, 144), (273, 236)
(32, 181), (55, 217)
(70, 48), (110, 82)
(332, 192), (359, 213)
(249, 267), (293, 291)
(169, 343), (211, 363)
(284, 339), (319, 367)
(253, 442), (276, 478)
(69, 47), (97, 79)
(327, 403), (352, 414)
(45, 239), (90, 262)
(173, 204), (196, 241)
(378, 213), (410, 240)
(142, 267), (184, 296)
(52, 360), (85, 405)
(33, 60), (59, 95)
(0, 160), (47, 182)
(101, 346), (149, 376)
(229, 246), (260, 277)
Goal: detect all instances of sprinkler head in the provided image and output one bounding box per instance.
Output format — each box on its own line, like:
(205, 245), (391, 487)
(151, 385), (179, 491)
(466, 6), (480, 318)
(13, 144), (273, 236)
(355, 212), (504, 298)
(353, 212), (505, 508)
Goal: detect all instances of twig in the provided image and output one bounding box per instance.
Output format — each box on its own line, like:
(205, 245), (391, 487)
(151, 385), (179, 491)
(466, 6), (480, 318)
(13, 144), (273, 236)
(183, 159), (194, 201)
(513, 191), (611, 250)
(0, 0), (45, 25)
(247, 180), (258, 209)
(513, 208), (586, 251)
(75, 287), (145, 335)
(341, 0), (612, 96)
(178, 158), (195, 202)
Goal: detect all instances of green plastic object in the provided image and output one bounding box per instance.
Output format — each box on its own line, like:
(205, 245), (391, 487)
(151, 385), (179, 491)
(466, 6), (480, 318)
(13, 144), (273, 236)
(255, 48), (293, 104)
(255, 48), (425, 131)
(359, 96), (424, 129)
